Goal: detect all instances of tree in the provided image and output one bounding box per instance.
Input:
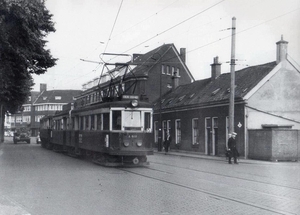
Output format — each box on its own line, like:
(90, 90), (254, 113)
(0, 0), (57, 142)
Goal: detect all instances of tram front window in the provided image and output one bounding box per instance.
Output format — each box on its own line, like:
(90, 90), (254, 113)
(123, 110), (141, 131)
(112, 111), (122, 130)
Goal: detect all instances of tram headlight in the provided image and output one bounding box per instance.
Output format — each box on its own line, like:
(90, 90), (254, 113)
(131, 100), (138, 107)
(123, 142), (130, 147)
(136, 142), (142, 147)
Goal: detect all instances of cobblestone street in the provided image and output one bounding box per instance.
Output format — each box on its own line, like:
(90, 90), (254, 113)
(0, 138), (299, 215)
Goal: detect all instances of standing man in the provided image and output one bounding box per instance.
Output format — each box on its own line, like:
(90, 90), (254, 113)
(227, 132), (239, 164)
(164, 131), (172, 155)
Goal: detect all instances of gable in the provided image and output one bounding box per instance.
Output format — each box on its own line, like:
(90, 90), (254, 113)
(247, 64), (300, 122)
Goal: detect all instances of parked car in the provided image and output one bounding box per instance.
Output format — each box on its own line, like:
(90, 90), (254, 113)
(13, 132), (31, 144)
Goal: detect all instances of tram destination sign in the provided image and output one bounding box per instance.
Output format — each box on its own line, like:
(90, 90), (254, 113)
(122, 95), (139, 100)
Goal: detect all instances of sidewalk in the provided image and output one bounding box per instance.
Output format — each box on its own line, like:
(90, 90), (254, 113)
(153, 149), (290, 165)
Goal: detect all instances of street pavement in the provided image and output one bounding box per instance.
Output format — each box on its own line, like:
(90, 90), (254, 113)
(0, 137), (299, 215)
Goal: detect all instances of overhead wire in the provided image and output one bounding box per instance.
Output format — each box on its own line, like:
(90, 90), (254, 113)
(150, 7), (300, 66)
(103, 0), (124, 54)
(122, 0), (226, 54)
(64, 0), (125, 86)
(111, 0), (181, 40)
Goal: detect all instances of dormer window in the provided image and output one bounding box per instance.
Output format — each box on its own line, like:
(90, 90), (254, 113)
(178, 95), (186, 102)
(43, 97), (47, 100)
(167, 99), (173, 105)
(212, 88), (221, 96)
(55, 96), (62, 100)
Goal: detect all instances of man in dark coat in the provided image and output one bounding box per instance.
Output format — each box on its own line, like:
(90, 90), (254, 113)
(227, 132), (239, 164)
(164, 131), (172, 155)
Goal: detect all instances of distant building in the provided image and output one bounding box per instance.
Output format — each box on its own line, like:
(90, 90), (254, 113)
(10, 84), (81, 136)
(153, 36), (300, 159)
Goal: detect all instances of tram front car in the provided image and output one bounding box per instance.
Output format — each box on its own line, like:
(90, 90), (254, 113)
(40, 95), (154, 167)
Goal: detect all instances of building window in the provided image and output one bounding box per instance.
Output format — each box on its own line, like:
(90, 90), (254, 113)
(161, 65), (165, 74)
(192, 118), (199, 145)
(55, 96), (62, 100)
(28, 96), (31, 102)
(43, 97), (47, 100)
(162, 120), (167, 141)
(35, 115), (44, 122)
(23, 116), (31, 123)
(175, 119), (181, 144)
(24, 106), (31, 112)
(171, 67), (175, 76)
(166, 65), (170, 75)
(154, 121), (158, 143)
(176, 68), (180, 76)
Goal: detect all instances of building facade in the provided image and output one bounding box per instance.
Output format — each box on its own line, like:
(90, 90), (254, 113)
(153, 37), (300, 159)
(10, 84), (81, 136)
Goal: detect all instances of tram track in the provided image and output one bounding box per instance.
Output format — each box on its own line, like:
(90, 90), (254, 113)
(149, 161), (300, 191)
(120, 167), (297, 215)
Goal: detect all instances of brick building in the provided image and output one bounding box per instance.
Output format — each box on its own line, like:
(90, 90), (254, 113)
(153, 37), (300, 160)
(78, 44), (195, 105)
(10, 84), (81, 136)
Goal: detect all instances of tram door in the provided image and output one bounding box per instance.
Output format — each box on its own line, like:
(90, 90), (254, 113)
(205, 117), (218, 155)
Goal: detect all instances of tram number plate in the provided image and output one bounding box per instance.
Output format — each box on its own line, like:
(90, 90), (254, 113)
(128, 134), (137, 138)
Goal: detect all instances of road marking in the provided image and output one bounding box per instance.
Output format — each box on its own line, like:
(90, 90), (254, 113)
(0, 195), (31, 215)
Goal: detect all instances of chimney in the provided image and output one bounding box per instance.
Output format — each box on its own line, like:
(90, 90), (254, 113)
(40, 83), (47, 92)
(276, 35), (288, 64)
(210, 56), (221, 80)
(180, 48), (186, 63)
(172, 71), (179, 90)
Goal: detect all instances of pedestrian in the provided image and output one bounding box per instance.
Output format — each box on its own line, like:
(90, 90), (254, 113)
(225, 133), (232, 159)
(227, 132), (239, 164)
(164, 131), (172, 155)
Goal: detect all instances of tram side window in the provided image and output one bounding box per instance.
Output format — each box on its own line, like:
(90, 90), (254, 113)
(103, 113), (109, 130)
(80, 116), (84, 130)
(112, 111), (121, 130)
(144, 112), (151, 131)
(97, 114), (102, 130)
(85, 116), (89, 130)
(91, 115), (95, 130)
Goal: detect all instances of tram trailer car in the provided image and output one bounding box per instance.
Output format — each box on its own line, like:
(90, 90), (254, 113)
(39, 96), (154, 167)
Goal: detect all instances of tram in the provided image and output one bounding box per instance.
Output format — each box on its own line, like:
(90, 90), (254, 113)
(39, 54), (154, 166)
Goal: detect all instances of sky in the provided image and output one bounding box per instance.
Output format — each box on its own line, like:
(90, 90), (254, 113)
(32, 0), (300, 91)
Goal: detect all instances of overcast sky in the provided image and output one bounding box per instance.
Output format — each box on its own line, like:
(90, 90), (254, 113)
(32, 0), (300, 91)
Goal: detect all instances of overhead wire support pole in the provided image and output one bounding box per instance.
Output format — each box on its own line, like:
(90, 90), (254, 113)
(229, 17), (236, 135)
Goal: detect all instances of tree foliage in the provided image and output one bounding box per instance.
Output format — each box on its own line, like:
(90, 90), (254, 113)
(0, 0), (57, 113)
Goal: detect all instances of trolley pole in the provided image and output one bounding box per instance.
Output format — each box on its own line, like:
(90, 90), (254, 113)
(229, 17), (236, 134)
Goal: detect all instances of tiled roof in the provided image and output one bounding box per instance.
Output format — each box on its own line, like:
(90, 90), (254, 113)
(34, 90), (82, 104)
(130, 44), (192, 79)
(23, 91), (40, 105)
(131, 44), (174, 75)
(154, 61), (277, 110)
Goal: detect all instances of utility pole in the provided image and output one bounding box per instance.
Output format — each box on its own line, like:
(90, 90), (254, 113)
(229, 17), (236, 134)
